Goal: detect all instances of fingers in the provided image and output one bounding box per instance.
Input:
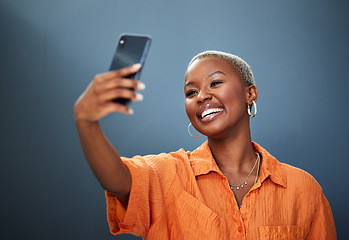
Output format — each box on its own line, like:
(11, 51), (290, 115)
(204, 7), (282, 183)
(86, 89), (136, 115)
(99, 63), (141, 81)
(95, 78), (145, 93)
(98, 88), (144, 103)
(114, 63), (142, 78)
(93, 64), (146, 104)
(94, 64), (145, 93)
(103, 102), (135, 115)
(75, 64), (146, 122)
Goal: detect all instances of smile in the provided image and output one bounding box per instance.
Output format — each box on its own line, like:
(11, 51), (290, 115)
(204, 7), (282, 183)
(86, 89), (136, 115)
(201, 108), (224, 119)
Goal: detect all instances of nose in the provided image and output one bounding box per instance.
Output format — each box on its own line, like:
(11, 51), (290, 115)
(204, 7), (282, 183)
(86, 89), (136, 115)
(196, 88), (212, 103)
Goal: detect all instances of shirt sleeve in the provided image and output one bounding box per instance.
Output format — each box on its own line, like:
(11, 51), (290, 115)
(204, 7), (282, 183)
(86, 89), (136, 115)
(105, 155), (166, 237)
(306, 192), (336, 239)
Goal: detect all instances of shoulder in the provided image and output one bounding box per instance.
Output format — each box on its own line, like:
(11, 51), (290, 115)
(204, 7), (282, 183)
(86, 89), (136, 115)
(254, 142), (323, 196)
(275, 162), (324, 210)
(121, 147), (192, 173)
(280, 162), (322, 193)
(263, 149), (324, 197)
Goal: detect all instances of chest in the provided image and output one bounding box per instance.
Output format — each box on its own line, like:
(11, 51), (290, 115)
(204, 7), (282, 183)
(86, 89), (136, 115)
(160, 173), (310, 240)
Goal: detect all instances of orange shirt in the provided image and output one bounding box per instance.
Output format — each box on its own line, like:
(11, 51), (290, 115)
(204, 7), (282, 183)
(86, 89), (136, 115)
(106, 141), (336, 239)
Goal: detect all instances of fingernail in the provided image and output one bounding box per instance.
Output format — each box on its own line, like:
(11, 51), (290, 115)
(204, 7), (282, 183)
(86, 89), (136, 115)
(135, 93), (144, 101)
(128, 108), (134, 115)
(133, 63), (141, 69)
(137, 82), (146, 90)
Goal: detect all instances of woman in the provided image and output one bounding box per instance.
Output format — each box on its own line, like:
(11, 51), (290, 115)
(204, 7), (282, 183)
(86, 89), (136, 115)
(74, 51), (336, 239)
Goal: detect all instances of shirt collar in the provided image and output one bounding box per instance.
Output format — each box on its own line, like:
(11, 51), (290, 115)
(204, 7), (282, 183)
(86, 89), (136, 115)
(189, 141), (287, 188)
(189, 141), (221, 176)
(252, 142), (287, 188)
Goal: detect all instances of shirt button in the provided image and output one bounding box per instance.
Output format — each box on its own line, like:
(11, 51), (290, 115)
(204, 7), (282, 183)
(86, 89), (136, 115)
(238, 226), (243, 232)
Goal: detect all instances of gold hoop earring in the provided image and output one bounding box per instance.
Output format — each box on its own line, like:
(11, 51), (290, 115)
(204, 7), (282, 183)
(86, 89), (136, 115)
(247, 100), (257, 118)
(188, 123), (203, 138)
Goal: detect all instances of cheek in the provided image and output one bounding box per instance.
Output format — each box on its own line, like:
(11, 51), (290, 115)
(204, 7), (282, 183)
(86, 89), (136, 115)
(221, 89), (239, 104)
(220, 87), (246, 111)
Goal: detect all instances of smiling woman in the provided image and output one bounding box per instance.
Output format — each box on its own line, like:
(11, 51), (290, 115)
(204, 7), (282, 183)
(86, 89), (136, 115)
(74, 51), (336, 239)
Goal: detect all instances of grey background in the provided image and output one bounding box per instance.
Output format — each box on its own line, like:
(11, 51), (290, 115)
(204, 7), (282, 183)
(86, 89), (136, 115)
(1, 0), (348, 239)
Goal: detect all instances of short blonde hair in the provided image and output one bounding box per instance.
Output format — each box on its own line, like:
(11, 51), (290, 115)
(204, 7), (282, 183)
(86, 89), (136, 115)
(188, 50), (255, 86)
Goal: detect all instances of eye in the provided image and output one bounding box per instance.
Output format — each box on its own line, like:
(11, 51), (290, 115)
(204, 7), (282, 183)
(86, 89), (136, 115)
(210, 80), (223, 87)
(185, 89), (197, 98)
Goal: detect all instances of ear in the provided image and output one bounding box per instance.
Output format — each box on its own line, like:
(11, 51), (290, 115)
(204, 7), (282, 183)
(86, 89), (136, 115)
(246, 85), (258, 104)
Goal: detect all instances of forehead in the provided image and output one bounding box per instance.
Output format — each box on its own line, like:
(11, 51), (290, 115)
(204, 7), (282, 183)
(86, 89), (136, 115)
(185, 57), (241, 83)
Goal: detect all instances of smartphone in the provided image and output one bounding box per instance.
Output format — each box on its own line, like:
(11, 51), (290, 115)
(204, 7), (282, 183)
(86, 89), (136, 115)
(109, 33), (152, 105)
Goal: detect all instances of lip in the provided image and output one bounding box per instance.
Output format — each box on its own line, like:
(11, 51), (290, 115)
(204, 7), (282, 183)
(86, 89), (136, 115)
(197, 103), (224, 123)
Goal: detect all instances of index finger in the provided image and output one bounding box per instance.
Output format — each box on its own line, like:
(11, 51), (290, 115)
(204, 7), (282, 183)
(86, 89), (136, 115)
(107, 63), (142, 78)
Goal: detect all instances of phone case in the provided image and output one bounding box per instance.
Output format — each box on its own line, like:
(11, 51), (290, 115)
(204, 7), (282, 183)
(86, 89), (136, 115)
(109, 33), (151, 105)
(110, 34), (151, 78)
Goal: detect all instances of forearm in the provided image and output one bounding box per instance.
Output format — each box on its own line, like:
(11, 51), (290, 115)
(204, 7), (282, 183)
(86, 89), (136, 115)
(75, 120), (131, 203)
(74, 64), (144, 204)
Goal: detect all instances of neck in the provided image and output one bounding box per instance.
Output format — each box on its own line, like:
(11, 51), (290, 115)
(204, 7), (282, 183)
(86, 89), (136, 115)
(207, 122), (256, 173)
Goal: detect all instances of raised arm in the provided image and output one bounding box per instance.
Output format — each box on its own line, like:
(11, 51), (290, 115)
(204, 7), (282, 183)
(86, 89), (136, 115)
(74, 64), (144, 204)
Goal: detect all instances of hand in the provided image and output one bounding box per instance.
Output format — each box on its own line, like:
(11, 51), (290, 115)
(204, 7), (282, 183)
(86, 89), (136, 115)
(74, 64), (145, 123)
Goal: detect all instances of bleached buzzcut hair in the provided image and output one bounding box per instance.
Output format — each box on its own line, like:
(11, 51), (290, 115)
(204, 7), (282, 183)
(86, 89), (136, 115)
(188, 50), (255, 86)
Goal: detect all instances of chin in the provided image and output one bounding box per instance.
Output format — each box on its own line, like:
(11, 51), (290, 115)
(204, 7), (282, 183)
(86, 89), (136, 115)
(201, 128), (227, 140)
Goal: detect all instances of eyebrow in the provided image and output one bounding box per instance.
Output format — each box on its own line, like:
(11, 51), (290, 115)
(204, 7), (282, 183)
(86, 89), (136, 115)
(206, 71), (227, 79)
(184, 71), (227, 89)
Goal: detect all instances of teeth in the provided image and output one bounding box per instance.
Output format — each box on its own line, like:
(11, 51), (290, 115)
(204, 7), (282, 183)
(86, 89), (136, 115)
(201, 108), (223, 118)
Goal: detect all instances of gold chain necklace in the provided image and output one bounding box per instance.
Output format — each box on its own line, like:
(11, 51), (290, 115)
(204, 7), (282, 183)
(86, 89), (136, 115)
(228, 153), (260, 190)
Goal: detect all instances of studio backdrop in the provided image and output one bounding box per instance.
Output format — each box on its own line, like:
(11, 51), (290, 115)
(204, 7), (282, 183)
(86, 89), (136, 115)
(1, 0), (348, 239)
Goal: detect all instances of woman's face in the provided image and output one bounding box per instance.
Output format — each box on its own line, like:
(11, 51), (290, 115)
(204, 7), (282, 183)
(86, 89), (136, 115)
(184, 57), (253, 139)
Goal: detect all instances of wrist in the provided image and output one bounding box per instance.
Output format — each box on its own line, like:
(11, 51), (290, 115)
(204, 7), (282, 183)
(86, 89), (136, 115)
(74, 112), (99, 128)
(74, 102), (96, 124)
